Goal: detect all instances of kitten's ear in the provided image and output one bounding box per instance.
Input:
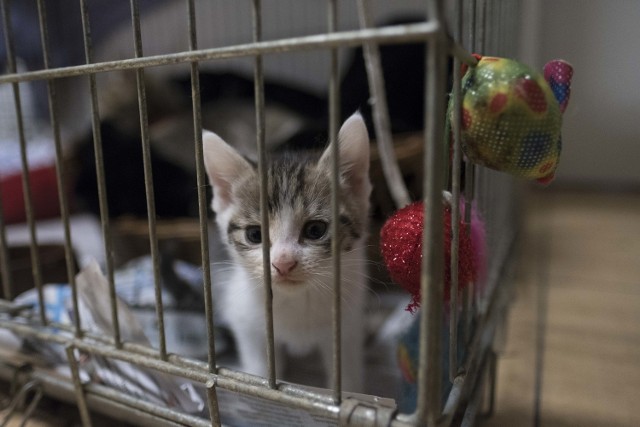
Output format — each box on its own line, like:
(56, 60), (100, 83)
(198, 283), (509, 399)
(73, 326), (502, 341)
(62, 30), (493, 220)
(319, 112), (372, 200)
(203, 130), (254, 213)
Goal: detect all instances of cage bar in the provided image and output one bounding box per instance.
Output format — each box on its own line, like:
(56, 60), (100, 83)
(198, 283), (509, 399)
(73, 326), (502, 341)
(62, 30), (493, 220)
(65, 345), (93, 427)
(35, 0), (82, 337)
(0, 0), (47, 326)
(78, 0), (121, 348)
(186, 0), (218, 376)
(129, 0), (168, 361)
(0, 174), (11, 300)
(205, 380), (222, 427)
(449, 0), (464, 383)
(0, 23), (441, 86)
(252, 0), (278, 390)
(415, 0), (447, 424)
(327, 0), (343, 405)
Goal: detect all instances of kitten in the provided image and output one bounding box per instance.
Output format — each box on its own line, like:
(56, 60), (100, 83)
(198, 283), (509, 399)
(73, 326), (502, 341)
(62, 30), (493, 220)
(203, 112), (371, 392)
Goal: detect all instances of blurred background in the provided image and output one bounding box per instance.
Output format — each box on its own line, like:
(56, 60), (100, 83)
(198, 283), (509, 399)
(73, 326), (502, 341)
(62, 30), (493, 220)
(485, 1), (640, 426)
(520, 0), (640, 187)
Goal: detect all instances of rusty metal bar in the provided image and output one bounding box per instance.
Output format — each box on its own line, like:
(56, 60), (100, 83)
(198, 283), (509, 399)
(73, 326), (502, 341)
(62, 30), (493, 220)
(0, 363), (206, 427)
(252, 0), (277, 390)
(0, 0), (46, 326)
(414, 0), (447, 424)
(206, 380), (222, 427)
(463, 0), (480, 347)
(449, 0), (464, 383)
(65, 345), (93, 427)
(129, 0), (168, 360)
(0, 5), (11, 299)
(327, 0), (342, 405)
(0, 22), (444, 85)
(185, 0), (218, 374)
(0, 320), (349, 422)
(78, 0), (121, 348)
(0, 379), (44, 427)
(0, 176), (11, 300)
(35, 0), (82, 336)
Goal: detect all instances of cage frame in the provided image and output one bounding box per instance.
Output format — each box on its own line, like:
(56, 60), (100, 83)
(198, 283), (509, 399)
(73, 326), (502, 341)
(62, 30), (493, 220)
(0, 0), (522, 426)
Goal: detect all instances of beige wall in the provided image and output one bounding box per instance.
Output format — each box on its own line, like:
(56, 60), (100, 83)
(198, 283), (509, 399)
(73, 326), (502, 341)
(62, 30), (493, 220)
(523, 0), (640, 187)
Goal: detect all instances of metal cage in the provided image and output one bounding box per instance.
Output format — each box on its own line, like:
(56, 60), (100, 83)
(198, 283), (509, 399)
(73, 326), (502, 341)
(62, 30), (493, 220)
(0, 0), (522, 426)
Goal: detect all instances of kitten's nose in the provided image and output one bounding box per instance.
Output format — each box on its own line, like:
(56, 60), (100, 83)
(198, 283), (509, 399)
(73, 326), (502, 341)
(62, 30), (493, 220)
(272, 259), (298, 276)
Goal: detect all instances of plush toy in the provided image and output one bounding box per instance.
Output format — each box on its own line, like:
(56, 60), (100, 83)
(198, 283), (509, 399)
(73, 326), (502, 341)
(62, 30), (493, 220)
(455, 55), (573, 184)
(379, 195), (486, 313)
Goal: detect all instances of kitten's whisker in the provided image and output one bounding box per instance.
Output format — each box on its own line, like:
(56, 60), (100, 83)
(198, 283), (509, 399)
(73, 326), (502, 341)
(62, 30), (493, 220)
(309, 271), (386, 304)
(306, 276), (365, 309)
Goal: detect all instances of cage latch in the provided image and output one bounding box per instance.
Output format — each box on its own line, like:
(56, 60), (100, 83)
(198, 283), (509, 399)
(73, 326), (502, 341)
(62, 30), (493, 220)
(339, 397), (397, 427)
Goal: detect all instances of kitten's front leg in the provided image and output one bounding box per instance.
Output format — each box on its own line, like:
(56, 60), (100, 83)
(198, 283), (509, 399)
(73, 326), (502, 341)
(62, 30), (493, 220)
(319, 328), (364, 393)
(233, 326), (288, 382)
(233, 326), (269, 378)
(339, 283), (367, 393)
(341, 327), (365, 393)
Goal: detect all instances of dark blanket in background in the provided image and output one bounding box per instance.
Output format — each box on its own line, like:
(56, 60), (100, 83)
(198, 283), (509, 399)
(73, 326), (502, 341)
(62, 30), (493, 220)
(74, 121), (196, 219)
(0, 0), (170, 118)
(341, 23), (427, 135)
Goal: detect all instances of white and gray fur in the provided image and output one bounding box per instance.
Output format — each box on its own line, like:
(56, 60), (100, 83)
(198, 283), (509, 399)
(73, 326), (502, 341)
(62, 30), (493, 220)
(203, 113), (371, 392)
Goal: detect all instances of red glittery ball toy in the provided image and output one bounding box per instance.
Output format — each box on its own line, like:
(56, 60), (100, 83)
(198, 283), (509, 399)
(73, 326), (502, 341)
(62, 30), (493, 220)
(379, 197), (486, 313)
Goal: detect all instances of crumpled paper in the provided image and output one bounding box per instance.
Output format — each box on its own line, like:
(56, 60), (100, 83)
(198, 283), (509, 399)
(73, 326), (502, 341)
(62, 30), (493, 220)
(4, 260), (205, 414)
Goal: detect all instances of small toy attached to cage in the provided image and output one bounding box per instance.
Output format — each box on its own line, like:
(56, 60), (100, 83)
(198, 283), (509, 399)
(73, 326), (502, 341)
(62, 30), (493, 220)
(379, 54), (573, 411)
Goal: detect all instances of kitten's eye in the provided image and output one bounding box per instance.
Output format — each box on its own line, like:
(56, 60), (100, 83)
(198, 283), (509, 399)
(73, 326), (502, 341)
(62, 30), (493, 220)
(245, 226), (262, 244)
(302, 220), (328, 240)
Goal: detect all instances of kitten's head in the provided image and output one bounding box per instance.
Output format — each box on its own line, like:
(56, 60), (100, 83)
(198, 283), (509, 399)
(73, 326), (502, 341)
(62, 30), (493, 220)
(203, 113), (371, 290)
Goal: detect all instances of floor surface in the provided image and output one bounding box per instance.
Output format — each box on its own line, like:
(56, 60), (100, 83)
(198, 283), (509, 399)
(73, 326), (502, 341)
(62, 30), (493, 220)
(481, 190), (640, 427)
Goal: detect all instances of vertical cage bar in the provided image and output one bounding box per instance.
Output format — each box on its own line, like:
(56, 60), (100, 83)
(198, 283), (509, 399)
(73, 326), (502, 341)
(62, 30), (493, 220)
(0, 30), (10, 300)
(79, 0), (121, 347)
(252, 0), (277, 389)
(495, 0), (501, 53)
(0, 135), (10, 301)
(0, 185), (10, 300)
(462, 174), (475, 344)
(328, 0), (342, 404)
(130, 0), (167, 360)
(36, 0), (82, 336)
(415, 0), (447, 423)
(462, 0), (480, 346)
(495, 1), (501, 54)
(0, 0), (46, 325)
(484, 350), (498, 418)
(205, 380), (222, 427)
(465, 0), (482, 225)
(65, 346), (93, 427)
(475, 167), (488, 313)
(502, 1), (509, 55)
(187, 0), (218, 375)
(467, 0), (477, 51)
(471, 0), (489, 316)
(448, 0), (464, 383)
(497, 0), (503, 54)
(477, 0), (487, 55)
(484, 0), (493, 54)
(355, 0), (410, 209)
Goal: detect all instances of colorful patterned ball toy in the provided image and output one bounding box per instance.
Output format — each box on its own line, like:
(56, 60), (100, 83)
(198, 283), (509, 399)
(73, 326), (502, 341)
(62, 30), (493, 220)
(455, 55), (573, 184)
